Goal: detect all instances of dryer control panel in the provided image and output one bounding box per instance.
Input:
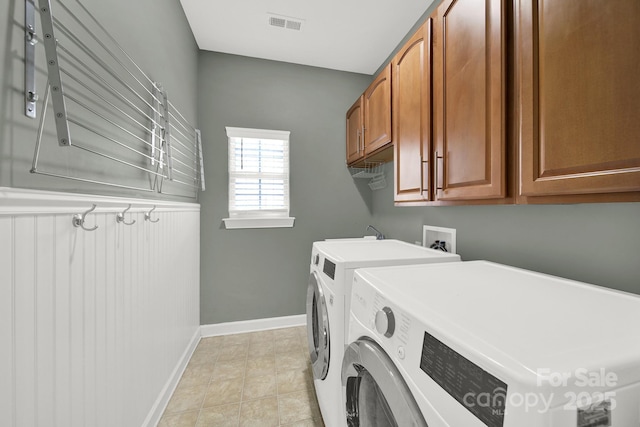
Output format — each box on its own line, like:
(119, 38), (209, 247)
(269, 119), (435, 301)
(323, 259), (336, 280)
(420, 332), (507, 427)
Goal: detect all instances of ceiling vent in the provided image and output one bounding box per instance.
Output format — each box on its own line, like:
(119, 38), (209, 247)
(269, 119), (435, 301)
(268, 13), (303, 31)
(286, 20), (302, 31)
(269, 16), (286, 28)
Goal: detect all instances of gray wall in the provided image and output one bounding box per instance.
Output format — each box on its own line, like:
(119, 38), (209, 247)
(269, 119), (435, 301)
(371, 163), (640, 295)
(197, 52), (374, 324)
(0, 0), (199, 200)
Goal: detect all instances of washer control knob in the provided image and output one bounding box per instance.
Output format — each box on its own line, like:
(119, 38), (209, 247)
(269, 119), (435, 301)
(313, 254), (320, 266)
(375, 306), (395, 338)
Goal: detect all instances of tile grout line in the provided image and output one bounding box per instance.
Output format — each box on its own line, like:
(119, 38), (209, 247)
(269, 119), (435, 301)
(234, 351), (249, 427)
(235, 337), (252, 427)
(194, 336), (225, 426)
(275, 349), (282, 426)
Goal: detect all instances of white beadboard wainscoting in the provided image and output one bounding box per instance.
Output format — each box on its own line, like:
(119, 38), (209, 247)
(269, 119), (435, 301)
(0, 188), (201, 427)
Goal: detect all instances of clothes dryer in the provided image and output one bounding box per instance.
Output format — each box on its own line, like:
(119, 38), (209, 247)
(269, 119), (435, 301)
(342, 261), (640, 426)
(306, 239), (460, 427)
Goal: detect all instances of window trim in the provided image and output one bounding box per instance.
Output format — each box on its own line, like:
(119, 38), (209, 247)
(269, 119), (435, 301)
(222, 217), (295, 229)
(223, 126), (295, 229)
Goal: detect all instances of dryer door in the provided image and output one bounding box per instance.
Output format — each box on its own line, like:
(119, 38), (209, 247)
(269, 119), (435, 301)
(341, 338), (427, 427)
(306, 271), (330, 380)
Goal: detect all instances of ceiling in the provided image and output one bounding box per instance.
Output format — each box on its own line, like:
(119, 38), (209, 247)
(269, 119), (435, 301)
(179, 0), (435, 75)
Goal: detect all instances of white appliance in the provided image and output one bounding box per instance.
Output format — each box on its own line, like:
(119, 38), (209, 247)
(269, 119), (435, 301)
(342, 261), (640, 426)
(306, 239), (461, 427)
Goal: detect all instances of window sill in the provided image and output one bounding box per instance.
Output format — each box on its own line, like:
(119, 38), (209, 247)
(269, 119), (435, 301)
(223, 217), (295, 229)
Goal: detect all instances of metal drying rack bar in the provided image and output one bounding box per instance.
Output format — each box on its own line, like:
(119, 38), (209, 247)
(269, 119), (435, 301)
(26, 0), (205, 198)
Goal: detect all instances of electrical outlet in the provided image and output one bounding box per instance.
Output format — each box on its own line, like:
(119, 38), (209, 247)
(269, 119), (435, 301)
(422, 225), (457, 254)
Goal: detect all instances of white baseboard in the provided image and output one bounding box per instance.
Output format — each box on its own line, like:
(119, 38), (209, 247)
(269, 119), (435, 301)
(200, 314), (306, 337)
(142, 328), (201, 427)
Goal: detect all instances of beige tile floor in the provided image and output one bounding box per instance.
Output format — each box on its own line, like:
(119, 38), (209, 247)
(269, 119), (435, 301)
(158, 326), (325, 427)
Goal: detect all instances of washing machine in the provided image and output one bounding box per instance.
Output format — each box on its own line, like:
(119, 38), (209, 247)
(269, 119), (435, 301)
(342, 261), (640, 426)
(306, 239), (461, 427)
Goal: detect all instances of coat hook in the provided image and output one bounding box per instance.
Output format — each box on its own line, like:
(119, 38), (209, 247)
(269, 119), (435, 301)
(116, 204), (136, 225)
(72, 204), (99, 231)
(144, 206), (160, 223)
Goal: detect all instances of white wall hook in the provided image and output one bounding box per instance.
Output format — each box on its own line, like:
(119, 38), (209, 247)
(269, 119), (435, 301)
(116, 204), (136, 225)
(72, 204), (99, 231)
(145, 206), (159, 223)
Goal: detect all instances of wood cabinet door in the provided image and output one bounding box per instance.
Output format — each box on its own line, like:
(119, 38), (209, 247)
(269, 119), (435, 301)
(393, 20), (432, 203)
(364, 64), (392, 155)
(433, 0), (506, 201)
(346, 96), (364, 165)
(518, 0), (640, 197)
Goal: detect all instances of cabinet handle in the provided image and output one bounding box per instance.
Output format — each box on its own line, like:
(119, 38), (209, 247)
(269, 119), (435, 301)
(361, 126), (366, 153)
(420, 156), (429, 194)
(435, 151), (444, 191)
(356, 129), (361, 153)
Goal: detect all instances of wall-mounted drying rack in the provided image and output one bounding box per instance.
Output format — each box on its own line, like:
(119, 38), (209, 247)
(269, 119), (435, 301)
(349, 162), (387, 190)
(25, 0), (205, 199)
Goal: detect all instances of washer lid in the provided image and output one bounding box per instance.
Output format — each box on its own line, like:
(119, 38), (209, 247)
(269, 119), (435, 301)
(313, 239), (460, 268)
(355, 261), (640, 387)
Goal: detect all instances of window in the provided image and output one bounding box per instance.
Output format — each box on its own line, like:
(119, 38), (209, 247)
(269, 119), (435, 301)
(223, 127), (295, 229)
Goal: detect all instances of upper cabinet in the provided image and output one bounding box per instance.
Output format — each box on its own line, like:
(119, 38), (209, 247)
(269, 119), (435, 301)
(346, 65), (392, 166)
(351, 0), (640, 204)
(393, 20), (433, 203)
(346, 96), (364, 165)
(432, 0), (507, 201)
(516, 0), (640, 201)
(363, 64), (392, 156)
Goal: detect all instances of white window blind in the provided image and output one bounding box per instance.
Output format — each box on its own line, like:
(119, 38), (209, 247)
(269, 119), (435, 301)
(224, 127), (293, 228)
